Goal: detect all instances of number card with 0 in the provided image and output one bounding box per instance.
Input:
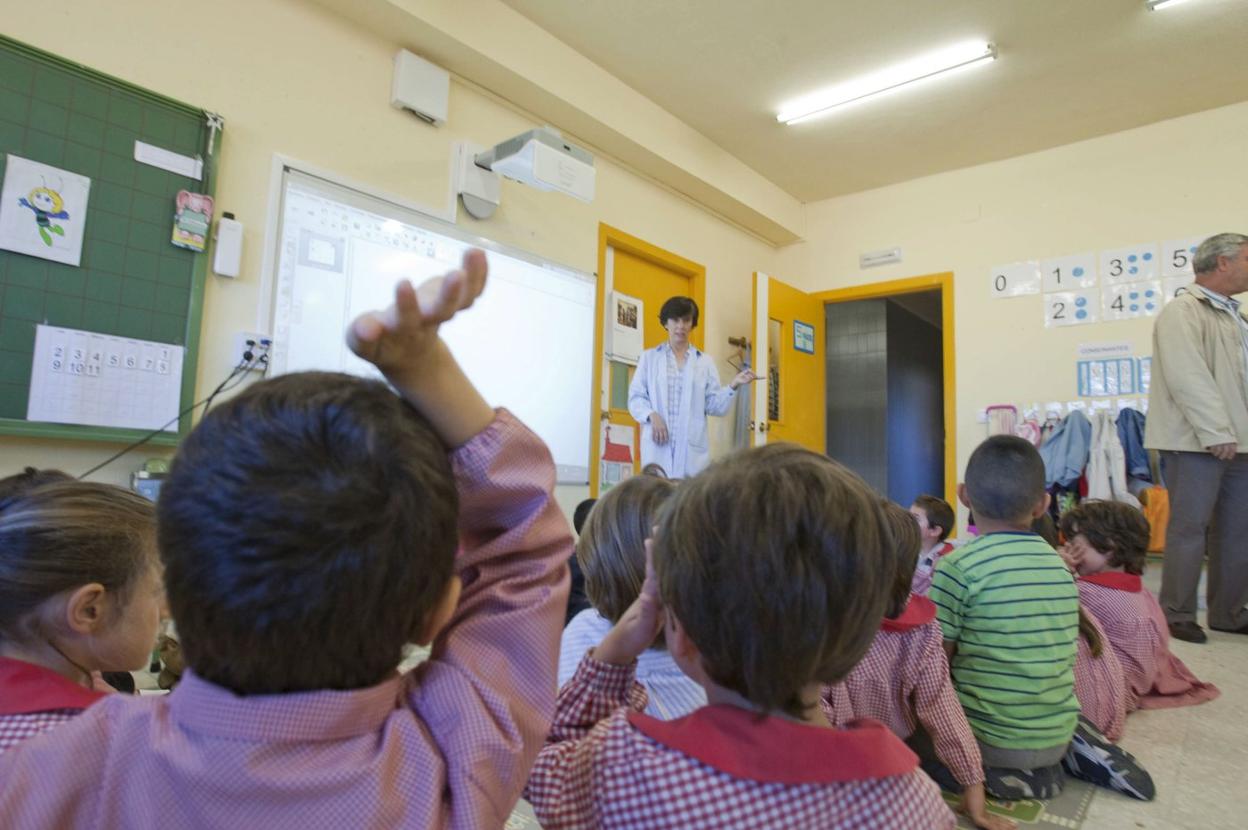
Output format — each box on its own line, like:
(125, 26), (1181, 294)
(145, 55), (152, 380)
(1045, 290), (1098, 328)
(989, 261), (1042, 299)
(1161, 236), (1204, 278)
(1040, 252), (1097, 293)
(1100, 243), (1160, 285)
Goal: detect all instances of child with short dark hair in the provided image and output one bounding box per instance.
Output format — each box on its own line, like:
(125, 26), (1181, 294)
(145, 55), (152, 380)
(910, 493), (955, 595)
(824, 501), (1013, 830)
(932, 436), (1081, 800)
(0, 478), (161, 753)
(0, 250), (572, 827)
(1061, 501), (1219, 711)
(559, 474), (704, 719)
(527, 444), (955, 829)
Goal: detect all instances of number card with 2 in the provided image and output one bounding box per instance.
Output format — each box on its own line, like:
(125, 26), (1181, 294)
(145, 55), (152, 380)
(1045, 290), (1098, 328)
(1161, 236), (1204, 278)
(1103, 281), (1162, 321)
(1100, 243), (1159, 285)
(1041, 252), (1097, 293)
(989, 261), (1042, 299)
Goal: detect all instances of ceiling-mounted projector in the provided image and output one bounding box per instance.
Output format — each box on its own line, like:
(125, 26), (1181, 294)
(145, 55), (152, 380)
(474, 127), (595, 203)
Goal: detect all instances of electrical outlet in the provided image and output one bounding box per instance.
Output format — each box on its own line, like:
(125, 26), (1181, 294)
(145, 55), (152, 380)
(232, 331), (272, 372)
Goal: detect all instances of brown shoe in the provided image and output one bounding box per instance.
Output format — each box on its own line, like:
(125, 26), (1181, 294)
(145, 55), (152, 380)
(1168, 621), (1207, 643)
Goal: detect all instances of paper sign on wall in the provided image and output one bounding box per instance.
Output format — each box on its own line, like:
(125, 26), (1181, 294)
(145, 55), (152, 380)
(1040, 252), (1097, 293)
(0, 155), (91, 266)
(1162, 275), (1194, 303)
(1045, 290), (1098, 328)
(1160, 236), (1205, 278)
(1103, 280), (1162, 321)
(989, 261), (1042, 298)
(1100, 243), (1160, 285)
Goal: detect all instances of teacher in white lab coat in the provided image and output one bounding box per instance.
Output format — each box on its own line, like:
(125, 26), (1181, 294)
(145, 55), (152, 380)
(627, 296), (757, 478)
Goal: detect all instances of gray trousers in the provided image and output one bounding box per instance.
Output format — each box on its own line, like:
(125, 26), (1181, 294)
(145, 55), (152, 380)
(1160, 451), (1248, 629)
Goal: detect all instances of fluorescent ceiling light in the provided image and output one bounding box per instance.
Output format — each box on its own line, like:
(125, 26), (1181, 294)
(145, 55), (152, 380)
(1147, 0), (1194, 9)
(777, 40), (997, 125)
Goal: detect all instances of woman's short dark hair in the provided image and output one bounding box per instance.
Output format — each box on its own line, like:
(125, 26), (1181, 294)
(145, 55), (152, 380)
(658, 296), (699, 328)
(158, 372), (459, 694)
(655, 443), (890, 718)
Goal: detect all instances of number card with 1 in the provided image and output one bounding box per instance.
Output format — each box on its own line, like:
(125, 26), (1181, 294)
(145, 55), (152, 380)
(1161, 236), (1204, 277)
(1045, 290), (1098, 328)
(1162, 275), (1193, 303)
(989, 261), (1042, 299)
(1103, 280), (1162, 321)
(1100, 243), (1159, 285)
(1041, 252), (1097, 293)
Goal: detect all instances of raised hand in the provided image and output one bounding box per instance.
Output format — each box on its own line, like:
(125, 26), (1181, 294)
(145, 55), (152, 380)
(594, 539), (665, 666)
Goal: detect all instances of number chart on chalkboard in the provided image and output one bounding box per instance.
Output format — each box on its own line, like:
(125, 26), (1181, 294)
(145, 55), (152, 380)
(0, 34), (219, 444)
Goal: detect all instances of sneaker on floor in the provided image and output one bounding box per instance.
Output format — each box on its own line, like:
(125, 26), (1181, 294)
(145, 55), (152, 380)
(1062, 717), (1155, 801)
(1168, 620), (1207, 643)
(984, 762), (1064, 801)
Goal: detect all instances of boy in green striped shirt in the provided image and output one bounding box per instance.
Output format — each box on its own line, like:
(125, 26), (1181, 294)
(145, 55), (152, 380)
(932, 436), (1079, 800)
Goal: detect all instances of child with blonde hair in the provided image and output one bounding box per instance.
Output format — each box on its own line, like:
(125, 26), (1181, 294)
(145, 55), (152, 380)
(0, 477), (162, 753)
(559, 474), (705, 719)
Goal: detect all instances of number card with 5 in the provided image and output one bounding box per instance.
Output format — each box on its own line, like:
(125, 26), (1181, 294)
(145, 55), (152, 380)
(1103, 281), (1162, 322)
(1161, 236), (1204, 277)
(1045, 290), (1098, 328)
(1040, 252), (1097, 293)
(1100, 244), (1159, 285)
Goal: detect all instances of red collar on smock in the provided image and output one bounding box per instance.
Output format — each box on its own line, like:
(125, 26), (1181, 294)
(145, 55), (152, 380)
(0, 655), (106, 715)
(627, 704), (917, 783)
(1079, 571), (1142, 592)
(881, 594), (938, 632)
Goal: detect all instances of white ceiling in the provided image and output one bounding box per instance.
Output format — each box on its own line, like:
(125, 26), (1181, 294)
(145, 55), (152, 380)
(500, 0), (1248, 202)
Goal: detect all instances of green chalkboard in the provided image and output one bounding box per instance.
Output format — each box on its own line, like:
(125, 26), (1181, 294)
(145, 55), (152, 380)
(0, 34), (217, 445)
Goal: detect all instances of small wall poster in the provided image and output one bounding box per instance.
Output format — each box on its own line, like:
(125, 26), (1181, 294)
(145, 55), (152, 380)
(0, 155), (91, 266)
(793, 320), (815, 354)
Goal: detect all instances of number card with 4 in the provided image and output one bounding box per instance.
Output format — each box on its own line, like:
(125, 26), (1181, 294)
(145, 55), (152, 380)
(1100, 244), (1159, 285)
(1103, 281), (1162, 321)
(1045, 290), (1098, 328)
(1040, 252), (1097, 293)
(1161, 236), (1204, 277)
(989, 261), (1042, 299)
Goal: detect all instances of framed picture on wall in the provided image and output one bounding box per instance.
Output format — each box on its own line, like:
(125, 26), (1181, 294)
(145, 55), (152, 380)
(793, 320), (815, 354)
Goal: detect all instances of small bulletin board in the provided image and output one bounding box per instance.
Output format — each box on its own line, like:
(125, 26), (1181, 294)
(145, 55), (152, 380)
(0, 34), (219, 444)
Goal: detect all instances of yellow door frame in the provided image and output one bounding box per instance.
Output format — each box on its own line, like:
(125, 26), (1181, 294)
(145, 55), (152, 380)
(811, 273), (957, 510)
(590, 224), (707, 495)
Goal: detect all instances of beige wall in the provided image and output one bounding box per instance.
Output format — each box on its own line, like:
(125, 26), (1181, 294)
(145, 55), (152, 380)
(776, 99), (1248, 523)
(0, 0), (775, 489)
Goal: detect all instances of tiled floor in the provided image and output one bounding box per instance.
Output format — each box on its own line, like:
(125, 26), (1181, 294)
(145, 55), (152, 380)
(1082, 567), (1246, 830)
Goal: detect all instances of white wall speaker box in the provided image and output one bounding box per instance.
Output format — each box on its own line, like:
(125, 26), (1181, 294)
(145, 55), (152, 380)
(391, 49), (449, 126)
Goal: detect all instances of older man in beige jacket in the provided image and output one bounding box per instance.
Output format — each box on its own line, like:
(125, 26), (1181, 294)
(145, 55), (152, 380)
(1146, 232), (1248, 643)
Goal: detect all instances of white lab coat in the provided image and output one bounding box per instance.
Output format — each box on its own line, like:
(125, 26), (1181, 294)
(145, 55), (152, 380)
(627, 342), (736, 478)
(1087, 410), (1141, 508)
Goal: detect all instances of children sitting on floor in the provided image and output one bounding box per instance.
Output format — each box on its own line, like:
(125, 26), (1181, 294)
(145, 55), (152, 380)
(1060, 501), (1220, 712)
(0, 250), (572, 828)
(909, 493), (956, 595)
(931, 435), (1084, 800)
(526, 443), (956, 829)
(823, 500), (1013, 830)
(0, 476), (162, 754)
(559, 474), (706, 719)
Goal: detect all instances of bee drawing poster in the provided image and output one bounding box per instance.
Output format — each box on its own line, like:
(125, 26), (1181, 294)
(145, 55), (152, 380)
(0, 155), (92, 266)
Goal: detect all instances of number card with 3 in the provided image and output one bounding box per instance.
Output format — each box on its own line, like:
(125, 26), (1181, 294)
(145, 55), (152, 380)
(1040, 252), (1097, 293)
(1100, 244), (1159, 285)
(1045, 290), (1098, 328)
(1103, 281), (1162, 321)
(989, 261), (1042, 299)
(1161, 236), (1204, 278)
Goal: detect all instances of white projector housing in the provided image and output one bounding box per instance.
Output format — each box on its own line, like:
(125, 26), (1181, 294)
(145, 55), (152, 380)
(474, 128), (595, 203)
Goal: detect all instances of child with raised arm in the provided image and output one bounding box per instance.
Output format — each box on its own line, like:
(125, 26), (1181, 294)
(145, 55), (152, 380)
(824, 501), (1013, 830)
(0, 250), (572, 829)
(527, 444), (955, 829)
